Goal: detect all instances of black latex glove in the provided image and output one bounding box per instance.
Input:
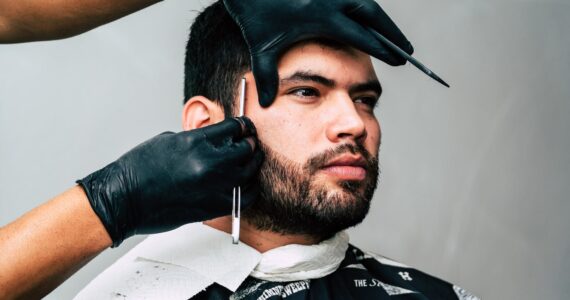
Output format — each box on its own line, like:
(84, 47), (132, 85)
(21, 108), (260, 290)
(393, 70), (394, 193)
(223, 0), (414, 107)
(77, 117), (263, 247)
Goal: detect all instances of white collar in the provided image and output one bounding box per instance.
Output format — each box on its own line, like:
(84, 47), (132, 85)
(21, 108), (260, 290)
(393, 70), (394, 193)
(251, 230), (349, 282)
(76, 222), (348, 299)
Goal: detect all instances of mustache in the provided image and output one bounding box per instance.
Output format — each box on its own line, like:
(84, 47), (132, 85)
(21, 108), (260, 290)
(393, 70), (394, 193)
(303, 143), (377, 176)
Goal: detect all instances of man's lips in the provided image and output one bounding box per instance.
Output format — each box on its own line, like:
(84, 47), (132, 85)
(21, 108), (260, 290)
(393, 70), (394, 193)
(319, 155), (367, 181)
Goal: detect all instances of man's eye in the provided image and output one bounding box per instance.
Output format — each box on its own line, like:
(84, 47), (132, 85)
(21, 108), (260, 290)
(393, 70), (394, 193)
(354, 96), (379, 108)
(289, 88), (320, 98)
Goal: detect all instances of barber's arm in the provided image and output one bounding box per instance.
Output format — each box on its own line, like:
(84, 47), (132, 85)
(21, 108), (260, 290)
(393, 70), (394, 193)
(0, 0), (161, 43)
(0, 187), (112, 299)
(0, 117), (262, 299)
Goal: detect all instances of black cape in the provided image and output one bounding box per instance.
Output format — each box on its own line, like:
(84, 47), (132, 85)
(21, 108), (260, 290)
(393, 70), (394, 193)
(191, 245), (477, 300)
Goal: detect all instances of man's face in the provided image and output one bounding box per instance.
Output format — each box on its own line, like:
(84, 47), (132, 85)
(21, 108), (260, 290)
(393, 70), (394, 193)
(242, 42), (382, 239)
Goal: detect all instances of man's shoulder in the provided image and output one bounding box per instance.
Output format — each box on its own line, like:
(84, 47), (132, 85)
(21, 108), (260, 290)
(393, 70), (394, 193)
(341, 244), (480, 300)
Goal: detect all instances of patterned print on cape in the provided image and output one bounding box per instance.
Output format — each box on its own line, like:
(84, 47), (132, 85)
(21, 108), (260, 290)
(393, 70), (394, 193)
(190, 245), (479, 300)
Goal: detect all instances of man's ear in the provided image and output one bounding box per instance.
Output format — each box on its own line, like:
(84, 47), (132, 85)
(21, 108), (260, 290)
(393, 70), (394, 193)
(182, 96), (225, 131)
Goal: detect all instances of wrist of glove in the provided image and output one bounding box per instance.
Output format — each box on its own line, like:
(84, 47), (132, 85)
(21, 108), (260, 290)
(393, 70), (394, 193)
(78, 162), (132, 247)
(78, 117), (263, 247)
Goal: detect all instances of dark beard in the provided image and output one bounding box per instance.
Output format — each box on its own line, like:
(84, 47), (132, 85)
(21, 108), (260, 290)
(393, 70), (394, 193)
(242, 142), (379, 241)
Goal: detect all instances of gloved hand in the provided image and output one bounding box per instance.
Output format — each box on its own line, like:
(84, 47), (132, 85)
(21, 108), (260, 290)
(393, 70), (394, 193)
(77, 117), (263, 247)
(223, 0), (414, 107)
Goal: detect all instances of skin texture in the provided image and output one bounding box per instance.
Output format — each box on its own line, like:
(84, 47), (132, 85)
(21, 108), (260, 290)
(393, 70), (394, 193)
(187, 42), (382, 252)
(0, 0), (160, 43)
(0, 186), (112, 299)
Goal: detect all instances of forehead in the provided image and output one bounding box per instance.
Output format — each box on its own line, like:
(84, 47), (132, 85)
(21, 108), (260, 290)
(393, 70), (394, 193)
(277, 42), (377, 83)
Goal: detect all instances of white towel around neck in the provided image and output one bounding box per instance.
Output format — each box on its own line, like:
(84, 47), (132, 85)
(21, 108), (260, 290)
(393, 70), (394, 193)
(250, 231), (349, 282)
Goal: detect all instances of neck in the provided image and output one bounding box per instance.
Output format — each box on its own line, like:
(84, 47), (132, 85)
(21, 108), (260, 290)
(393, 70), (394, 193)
(204, 216), (320, 253)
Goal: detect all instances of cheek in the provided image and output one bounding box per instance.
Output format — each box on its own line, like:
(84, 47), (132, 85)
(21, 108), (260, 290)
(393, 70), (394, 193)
(365, 118), (381, 155)
(258, 115), (306, 157)
(248, 107), (318, 164)
(242, 75), (318, 161)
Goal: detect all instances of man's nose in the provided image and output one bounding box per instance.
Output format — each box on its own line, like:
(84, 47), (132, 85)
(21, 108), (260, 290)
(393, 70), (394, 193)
(325, 94), (367, 143)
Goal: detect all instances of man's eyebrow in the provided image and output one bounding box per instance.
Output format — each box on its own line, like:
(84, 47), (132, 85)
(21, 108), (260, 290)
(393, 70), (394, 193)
(349, 80), (383, 96)
(280, 71), (336, 87)
(280, 71), (382, 96)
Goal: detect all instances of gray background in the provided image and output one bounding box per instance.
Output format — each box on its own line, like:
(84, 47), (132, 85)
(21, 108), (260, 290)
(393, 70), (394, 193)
(1, 0), (569, 299)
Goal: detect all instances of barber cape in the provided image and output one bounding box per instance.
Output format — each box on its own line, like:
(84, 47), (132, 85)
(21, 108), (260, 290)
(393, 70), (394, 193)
(75, 223), (479, 300)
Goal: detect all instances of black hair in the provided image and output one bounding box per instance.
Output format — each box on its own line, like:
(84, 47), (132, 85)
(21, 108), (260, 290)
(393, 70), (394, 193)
(184, 1), (250, 117)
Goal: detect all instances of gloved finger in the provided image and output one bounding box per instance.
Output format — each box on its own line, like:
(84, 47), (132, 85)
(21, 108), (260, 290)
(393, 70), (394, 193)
(158, 131), (175, 136)
(240, 182), (260, 210)
(329, 16), (403, 66)
(235, 149), (264, 186)
(251, 52), (279, 107)
(344, 0), (414, 55)
(221, 148), (263, 186)
(233, 116), (257, 137)
(201, 116), (257, 143)
(222, 0), (247, 19)
(124, 131), (174, 155)
(222, 137), (257, 163)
